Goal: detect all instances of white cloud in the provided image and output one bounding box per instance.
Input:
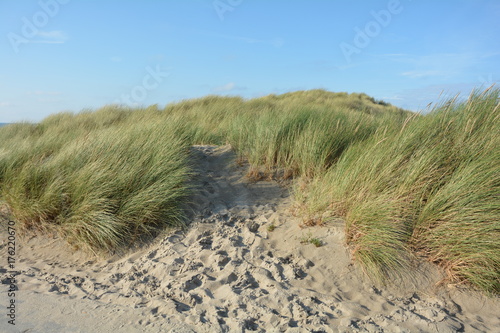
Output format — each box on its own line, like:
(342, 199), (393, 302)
(37, 98), (63, 103)
(212, 82), (246, 93)
(0, 102), (11, 107)
(388, 82), (481, 112)
(382, 95), (404, 101)
(37, 30), (66, 39)
(32, 30), (68, 44)
(28, 91), (62, 96)
(376, 52), (494, 81)
(213, 82), (235, 92)
(110, 56), (122, 62)
(401, 70), (443, 79)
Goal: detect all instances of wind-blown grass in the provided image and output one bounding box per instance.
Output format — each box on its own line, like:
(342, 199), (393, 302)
(0, 88), (497, 294)
(226, 91), (408, 179)
(1, 119), (191, 254)
(299, 88), (499, 293)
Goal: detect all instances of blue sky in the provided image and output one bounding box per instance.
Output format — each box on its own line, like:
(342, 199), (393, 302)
(0, 0), (499, 122)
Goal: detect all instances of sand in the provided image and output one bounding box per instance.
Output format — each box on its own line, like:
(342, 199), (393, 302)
(1, 145), (499, 332)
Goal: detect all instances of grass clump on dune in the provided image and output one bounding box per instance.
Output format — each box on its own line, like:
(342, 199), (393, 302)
(226, 90), (409, 179)
(0, 118), (191, 254)
(299, 88), (499, 293)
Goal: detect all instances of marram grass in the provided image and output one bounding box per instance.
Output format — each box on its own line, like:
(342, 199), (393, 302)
(0, 88), (498, 294)
(298, 88), (499, 293)
(1, 120), (191, 254)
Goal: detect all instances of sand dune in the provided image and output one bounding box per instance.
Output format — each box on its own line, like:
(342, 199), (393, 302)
(1, 145), (499, 332)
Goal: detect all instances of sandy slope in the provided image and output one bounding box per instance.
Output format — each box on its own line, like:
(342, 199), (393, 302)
(0, 145), (499, 333)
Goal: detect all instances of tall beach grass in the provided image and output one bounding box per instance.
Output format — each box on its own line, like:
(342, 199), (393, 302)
(0, 88), (497, 294)
(298, 88), (499, 293)
(0, 116), (191, 254)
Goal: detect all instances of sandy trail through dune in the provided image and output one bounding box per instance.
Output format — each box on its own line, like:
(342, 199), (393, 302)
(1, 145), (499, 332)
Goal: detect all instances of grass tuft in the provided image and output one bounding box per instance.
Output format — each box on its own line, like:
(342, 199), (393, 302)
(299, 88), (499, 292)
(1, 117), (191, 254)
(300, 231), (324, 247)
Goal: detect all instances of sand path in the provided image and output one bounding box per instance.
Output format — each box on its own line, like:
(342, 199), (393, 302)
(1, 145), (499, 332)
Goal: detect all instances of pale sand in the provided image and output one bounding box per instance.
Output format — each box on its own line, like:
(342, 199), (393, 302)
(1, 145), (499, 332)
